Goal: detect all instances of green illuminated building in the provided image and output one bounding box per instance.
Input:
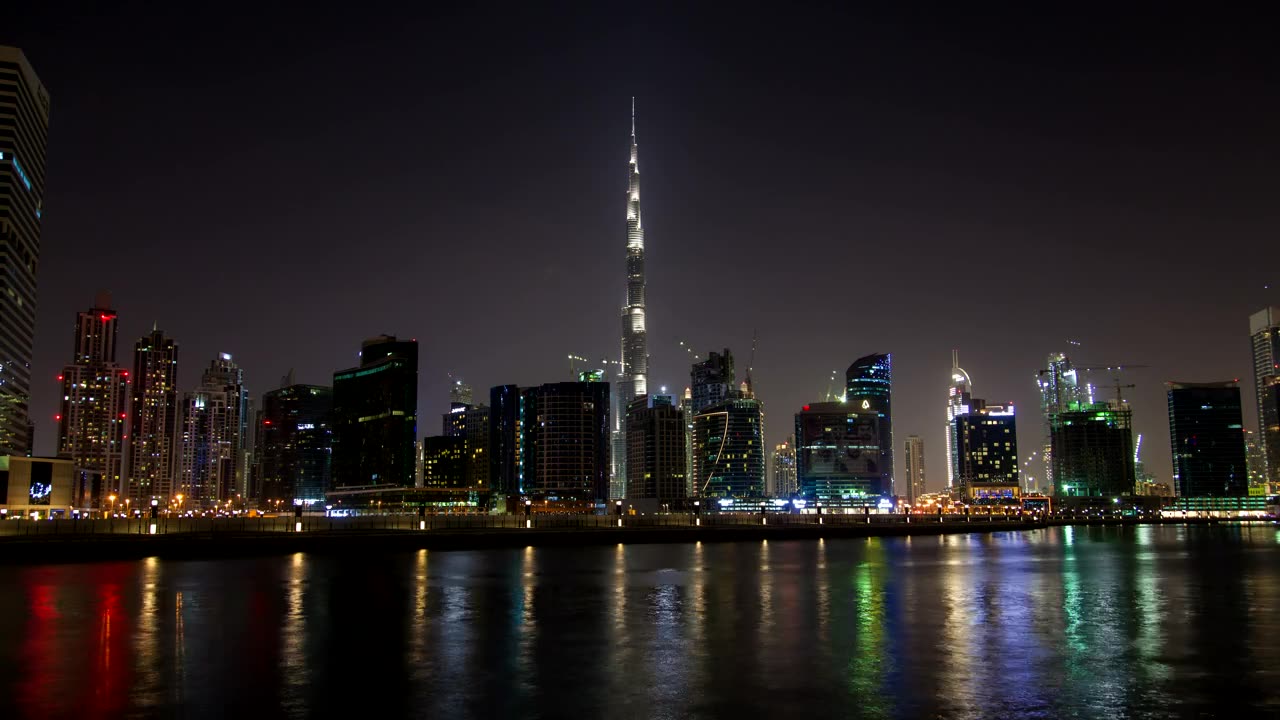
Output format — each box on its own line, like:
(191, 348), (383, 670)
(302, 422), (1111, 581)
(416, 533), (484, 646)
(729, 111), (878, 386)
(1049, 400), (1135, 498)
(332, 335), (418, 489)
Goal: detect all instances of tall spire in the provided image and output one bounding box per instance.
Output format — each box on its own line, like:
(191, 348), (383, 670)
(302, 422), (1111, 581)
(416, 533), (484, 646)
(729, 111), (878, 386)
(613, 98), (649, 498)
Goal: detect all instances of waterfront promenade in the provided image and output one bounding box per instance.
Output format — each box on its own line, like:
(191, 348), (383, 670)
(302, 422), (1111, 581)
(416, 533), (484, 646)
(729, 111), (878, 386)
(0, 512), (1248, 564)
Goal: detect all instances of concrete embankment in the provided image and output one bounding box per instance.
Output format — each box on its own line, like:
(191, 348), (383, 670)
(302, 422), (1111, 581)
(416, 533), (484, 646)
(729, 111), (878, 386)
(0, 517), (1228, 565)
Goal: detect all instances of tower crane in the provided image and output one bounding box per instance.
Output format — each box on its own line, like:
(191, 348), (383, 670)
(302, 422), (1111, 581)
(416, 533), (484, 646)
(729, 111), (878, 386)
(1036, 362), (1149, 404)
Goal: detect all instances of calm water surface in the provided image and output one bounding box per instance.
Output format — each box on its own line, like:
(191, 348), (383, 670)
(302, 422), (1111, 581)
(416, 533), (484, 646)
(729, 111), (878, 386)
(1, 525), (1278, 718)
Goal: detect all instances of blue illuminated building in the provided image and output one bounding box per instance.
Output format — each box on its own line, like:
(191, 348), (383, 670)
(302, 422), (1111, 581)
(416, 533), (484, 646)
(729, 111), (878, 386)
(795, 401), (892, 505)
(844, 354), (894, 496)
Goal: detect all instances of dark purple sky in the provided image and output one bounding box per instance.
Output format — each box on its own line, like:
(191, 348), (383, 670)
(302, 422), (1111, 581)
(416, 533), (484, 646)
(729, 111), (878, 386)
(9, 5), (1279, 490)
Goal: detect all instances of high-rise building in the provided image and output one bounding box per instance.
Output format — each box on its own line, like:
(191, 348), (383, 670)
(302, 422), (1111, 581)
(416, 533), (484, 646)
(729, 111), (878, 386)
(1167, 382), (1248, 498)
(692, 397), (765, 500)
(464, 404), (490, 491)
(332, 335), (418, 489)
(56, 292), (129, 504)
(1037, 352), (1088, 492)
(794, 401), (890, 505)
(257, 382), (332, 505)
(439, 396), (491, 492)
(200, 353), (250, 498)
(177, 385), (233, 507)
(845, 353), (893, 496)
(953, 403), (1020, 502)
(421, 435), (467, 490)
(1244, 430), (1267, 487)
(1261, 376), (1280, 485)
(1249, 307), (1280, 482)
(771, 436), (797, 498)
(625, 394), (686, 503)
(0, 47), (50, 457)
(1050, 400), (1135, 498)
(449, 378), (473, 406)
(944, 352), (973, 493)
(443, 402), (468, 437)
(127, 328), (179, 502)
(681, 387), (695, 497)
(691, 349), (735, 414)
(489, 384), (522, 497)
(904, 435), (925, 504)
(522, 381), (611, 501)
(613, 100), (649, 499)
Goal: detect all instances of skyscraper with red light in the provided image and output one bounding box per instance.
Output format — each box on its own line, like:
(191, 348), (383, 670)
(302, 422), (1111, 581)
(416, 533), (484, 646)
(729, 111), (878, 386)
(56, 291), (129, 505)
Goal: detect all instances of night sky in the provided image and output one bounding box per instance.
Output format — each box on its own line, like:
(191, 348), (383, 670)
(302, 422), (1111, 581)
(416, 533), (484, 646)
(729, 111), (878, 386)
(8, 5), (1279, 489)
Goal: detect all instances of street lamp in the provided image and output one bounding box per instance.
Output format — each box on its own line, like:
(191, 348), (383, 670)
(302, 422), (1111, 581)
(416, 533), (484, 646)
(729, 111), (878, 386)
(149, 498), (159, 535)
(524, 499), (532, 528)
(615, 499), (623, 527)
(693, 500), (700, 526)
(108, 494), (116, 518)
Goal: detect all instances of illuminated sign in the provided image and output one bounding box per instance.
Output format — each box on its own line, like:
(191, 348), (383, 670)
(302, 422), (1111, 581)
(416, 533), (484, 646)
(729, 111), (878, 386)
(297, 423), (315, 430)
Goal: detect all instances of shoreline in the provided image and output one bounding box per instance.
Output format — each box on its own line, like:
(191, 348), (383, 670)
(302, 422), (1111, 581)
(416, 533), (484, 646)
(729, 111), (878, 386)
(0, 517), (1250, 565)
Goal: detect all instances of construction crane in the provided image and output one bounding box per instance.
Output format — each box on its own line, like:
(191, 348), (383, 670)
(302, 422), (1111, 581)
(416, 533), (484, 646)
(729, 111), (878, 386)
(823, 369), (841, 402)
(1036, 362), (1149, 404)
(567, 354), (620, 380)
(675, 340), (701, 362)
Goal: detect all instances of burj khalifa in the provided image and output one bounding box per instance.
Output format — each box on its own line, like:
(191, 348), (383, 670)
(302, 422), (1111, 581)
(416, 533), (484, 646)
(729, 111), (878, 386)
(612, 99), (647, 496)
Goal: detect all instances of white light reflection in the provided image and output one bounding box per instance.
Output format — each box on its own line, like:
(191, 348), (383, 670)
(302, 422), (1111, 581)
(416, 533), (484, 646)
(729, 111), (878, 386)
(281, 552), (309, 704)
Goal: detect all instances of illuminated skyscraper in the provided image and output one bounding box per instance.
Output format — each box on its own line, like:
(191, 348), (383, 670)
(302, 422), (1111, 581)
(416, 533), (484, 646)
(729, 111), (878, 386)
(953, 402), (1020, 502)
(449, 378), (473, 406)
(1037, 352), (1087, 492)
(200, 353), (250, 498)
(691, 349), (735, 414)
(1167, 382), (1248, 498)
(1050, 400), (1135, 498)
(945, 351), (972, 493)
(771, 436), (797, 497)
(1249, 307), (1280, 482)
(177, 384), (233, 507)
(795, 401), (890, 505)
(845, 353), (893, 496)
(692, 397), (765, 500)
(127, 328), (179, 502)
(56, 292), (129, 504)
(625, 394), (686, 503)
(613, 99), (648, 497)
(421, 435), (466, 490)
(489, 384), (522, 498)
(332, 336), (418, 489)
(522, 381), (611, 501)
(904, 435), (925, 504)
(257, 382), (332, 505)
(0, 47), (50, 456)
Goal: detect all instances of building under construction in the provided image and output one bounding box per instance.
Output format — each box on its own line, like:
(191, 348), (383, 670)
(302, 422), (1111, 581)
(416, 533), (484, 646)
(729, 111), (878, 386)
(1049, 400), (1136, 497)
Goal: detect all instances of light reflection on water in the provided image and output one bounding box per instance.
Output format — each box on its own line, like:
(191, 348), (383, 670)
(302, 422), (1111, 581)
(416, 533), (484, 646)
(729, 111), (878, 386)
(0, 525), (1278, 718)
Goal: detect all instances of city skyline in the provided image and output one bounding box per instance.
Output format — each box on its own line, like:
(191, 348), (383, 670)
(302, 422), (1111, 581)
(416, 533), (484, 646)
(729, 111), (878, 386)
(5, 6), (1278, 492)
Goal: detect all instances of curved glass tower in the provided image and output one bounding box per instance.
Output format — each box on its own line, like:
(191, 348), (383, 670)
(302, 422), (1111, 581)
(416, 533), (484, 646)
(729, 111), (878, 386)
(845, 353), (893, 497)
(945, 350), (973, 493)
